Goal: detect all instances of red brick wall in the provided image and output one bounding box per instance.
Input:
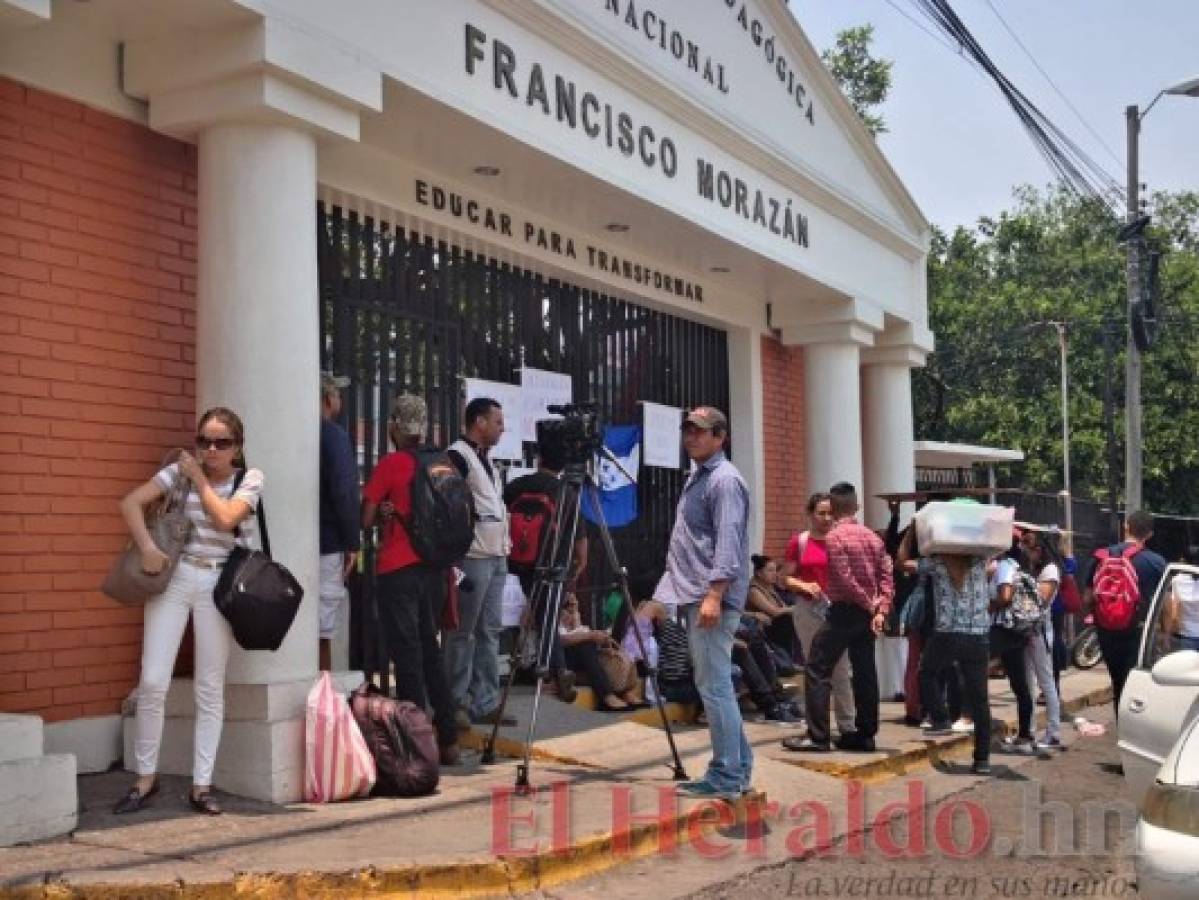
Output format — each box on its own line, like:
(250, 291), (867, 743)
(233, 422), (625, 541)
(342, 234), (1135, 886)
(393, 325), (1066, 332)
(760, 336), (807, 558)
(0, 78), (197, 722)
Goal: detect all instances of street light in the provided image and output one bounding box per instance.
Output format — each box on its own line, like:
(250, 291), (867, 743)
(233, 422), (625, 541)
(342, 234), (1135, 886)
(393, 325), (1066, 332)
(1124, 75), (1199, 513)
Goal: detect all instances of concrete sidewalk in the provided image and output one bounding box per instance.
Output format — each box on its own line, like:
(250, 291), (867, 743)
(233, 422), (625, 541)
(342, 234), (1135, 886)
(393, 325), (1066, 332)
(0, 668), (1114, 899)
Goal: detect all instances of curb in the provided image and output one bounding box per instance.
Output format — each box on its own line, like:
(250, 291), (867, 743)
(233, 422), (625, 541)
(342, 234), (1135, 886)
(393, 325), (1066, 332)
(0, 795), (762, 900)
(778, 681), (1115, 782)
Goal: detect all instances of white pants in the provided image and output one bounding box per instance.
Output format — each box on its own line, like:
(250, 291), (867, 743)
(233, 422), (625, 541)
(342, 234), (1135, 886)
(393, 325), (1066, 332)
(318, 553), (348, 640)
(133, 560), (232, 786)
(793, 599), (856, 734)
(1024, 620), (1061, 741)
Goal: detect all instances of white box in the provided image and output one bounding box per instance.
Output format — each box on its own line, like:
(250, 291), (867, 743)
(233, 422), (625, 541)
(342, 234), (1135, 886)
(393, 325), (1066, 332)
(914, 502), (1014, 557)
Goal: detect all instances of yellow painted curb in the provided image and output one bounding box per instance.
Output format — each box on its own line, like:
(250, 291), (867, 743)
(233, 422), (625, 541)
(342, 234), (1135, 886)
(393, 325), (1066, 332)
(1, 796), (764, 900)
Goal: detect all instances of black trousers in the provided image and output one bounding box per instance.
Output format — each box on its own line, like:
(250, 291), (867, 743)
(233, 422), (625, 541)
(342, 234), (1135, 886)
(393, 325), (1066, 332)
(766, 612), (802, 664)
(376, 566), (458, 748)
(733, 643), (777, 713)
(1097, 627), (1142, 717)
(563, 641), (614, 699)
(919, 632), (992, 762)
(805, 604), (879, 745)
(991, 627), (1035, 740)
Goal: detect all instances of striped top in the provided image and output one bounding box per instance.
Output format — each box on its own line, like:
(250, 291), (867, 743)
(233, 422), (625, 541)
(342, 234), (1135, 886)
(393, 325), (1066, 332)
(154, 464), (264, 561)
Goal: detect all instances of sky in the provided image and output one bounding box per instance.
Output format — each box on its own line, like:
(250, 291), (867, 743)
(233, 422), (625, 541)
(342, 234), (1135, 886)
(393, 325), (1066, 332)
(789, 1), (1199, 232)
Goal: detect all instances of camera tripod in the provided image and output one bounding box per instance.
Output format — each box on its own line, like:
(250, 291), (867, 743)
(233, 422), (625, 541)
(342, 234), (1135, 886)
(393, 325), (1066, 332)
(481, 448), (688, 791)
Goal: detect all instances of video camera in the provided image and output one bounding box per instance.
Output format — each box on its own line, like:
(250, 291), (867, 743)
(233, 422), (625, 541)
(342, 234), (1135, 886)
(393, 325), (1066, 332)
(536, 402), (602, 468)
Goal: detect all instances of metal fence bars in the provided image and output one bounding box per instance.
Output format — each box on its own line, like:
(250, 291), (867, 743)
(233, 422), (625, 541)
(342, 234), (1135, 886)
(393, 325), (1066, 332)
(317, 202), (730, 686)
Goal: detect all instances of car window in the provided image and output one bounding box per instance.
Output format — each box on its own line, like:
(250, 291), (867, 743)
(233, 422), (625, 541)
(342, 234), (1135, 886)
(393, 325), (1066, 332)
(1142, 568), (1199, 669)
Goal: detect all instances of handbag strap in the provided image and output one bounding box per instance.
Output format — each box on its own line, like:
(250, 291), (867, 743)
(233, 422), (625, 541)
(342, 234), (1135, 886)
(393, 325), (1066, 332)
(231, 467), (272, 559)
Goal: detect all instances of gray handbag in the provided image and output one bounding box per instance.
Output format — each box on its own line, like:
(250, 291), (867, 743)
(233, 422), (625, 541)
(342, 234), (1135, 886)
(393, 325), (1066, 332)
(101, 473), (193, 606)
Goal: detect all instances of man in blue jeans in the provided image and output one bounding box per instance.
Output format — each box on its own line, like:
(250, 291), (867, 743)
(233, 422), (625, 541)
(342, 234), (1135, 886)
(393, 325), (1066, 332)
(655, 406), (752, 801)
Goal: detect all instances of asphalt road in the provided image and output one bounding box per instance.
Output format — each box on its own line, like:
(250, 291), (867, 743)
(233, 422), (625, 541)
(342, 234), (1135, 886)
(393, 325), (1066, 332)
(550, 702), (1140, 900)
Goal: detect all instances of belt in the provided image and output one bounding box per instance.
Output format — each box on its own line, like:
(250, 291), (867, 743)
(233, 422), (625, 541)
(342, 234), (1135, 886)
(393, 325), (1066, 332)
(180, 553), (224, 571)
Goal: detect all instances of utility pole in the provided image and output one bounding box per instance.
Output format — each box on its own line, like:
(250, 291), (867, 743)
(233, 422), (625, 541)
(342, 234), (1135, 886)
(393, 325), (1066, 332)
(1124, 104), (1143, 513)
(1102, 321), (1122, 542)
(1054, 323), (1073, 541)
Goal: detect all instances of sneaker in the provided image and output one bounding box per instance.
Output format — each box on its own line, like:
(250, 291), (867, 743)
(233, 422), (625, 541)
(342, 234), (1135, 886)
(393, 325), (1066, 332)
(1041, 736), (1064, 750)
(782, 736), (831, 752)
(922, 723), (955, 737)
(438, 743), (462, 767)
(971, 760), (992, 776)
(675, 779), (738, 802)
(919, 717), (934, 730)
(902, 715), (924, 727)
(1001, 737), (1038, 756)
(951, 718), (975, 734)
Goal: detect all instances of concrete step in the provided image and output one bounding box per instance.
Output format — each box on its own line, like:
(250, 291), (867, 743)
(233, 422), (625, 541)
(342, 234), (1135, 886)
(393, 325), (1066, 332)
(0, 713), (43, 764)
(0, 754), (77, 846)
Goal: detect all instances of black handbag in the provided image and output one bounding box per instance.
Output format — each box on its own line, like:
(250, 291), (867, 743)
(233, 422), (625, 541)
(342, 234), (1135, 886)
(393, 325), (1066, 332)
(214, 470), (303, 651)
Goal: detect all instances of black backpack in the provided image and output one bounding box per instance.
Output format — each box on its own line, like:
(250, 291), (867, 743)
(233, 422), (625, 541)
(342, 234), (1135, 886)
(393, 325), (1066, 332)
(403, 447), (474, 567)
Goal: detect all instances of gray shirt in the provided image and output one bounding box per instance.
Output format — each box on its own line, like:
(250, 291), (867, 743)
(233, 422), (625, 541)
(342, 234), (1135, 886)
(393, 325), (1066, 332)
(654, 451), (750, 610)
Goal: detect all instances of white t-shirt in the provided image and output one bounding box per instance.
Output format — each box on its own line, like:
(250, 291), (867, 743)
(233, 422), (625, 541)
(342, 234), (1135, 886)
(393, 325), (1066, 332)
(989, 557), (1017, 599)
(154, 464), (264, 561)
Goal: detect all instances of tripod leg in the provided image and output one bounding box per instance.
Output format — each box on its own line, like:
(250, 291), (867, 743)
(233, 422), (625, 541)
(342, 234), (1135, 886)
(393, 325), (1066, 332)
(583, 477), (688, 781)
(482, 578), (545, 766)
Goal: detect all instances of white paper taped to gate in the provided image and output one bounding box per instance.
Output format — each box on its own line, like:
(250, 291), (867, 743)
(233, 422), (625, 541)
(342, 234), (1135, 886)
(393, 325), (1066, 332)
(519, 367), (572, 442)
(641, 402), (683, 469)
(463, 377), (524, 460)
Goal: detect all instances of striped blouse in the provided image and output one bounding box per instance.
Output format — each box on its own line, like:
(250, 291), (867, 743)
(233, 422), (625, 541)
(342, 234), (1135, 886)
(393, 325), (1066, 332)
(154, 464), (264, 561)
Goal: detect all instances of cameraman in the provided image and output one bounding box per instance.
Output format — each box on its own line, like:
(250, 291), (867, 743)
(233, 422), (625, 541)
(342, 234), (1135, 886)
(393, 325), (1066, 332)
(504, 441), (587, 703)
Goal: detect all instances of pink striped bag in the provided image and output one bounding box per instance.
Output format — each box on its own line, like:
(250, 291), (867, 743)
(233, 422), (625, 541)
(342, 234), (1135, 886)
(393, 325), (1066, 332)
(304, 673), (376, 802)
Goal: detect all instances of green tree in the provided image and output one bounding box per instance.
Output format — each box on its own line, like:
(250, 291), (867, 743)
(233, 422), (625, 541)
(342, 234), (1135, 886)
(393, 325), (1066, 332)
(821, 25), (893, 135)
(914, 185), (1199, 514)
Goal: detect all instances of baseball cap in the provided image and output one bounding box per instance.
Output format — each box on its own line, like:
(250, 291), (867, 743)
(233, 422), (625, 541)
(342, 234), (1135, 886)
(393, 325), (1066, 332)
(682, 406), (728, 432)
(390, 394), (428, 437)
(320, 371), (350, 392)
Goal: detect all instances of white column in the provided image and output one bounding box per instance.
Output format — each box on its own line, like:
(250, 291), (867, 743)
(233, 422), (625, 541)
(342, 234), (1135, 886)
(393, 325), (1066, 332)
(802, 341), (865, 497)
(860, 346), (925, 529)
(728, 325), (765, 552)
(197, 123), (320, 684)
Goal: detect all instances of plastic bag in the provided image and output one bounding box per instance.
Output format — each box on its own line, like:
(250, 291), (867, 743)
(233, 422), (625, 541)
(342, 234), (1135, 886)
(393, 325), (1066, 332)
(304, 672), (376, 802)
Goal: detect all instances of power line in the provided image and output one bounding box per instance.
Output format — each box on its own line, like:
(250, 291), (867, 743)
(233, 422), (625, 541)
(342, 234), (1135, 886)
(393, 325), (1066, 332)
(981, 0), (1123, 169)
(877, 0), (978, 67)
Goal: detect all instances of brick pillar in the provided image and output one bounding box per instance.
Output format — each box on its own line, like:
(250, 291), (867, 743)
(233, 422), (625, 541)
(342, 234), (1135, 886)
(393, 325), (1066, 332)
(759, 335), (807, 558)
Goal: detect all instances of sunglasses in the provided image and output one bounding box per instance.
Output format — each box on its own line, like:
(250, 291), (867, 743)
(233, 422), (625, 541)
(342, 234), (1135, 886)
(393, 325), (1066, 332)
(195, 436), (236, 451)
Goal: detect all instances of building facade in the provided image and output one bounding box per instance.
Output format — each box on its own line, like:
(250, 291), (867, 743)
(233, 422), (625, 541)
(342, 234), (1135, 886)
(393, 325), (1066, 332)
(0, 0), (932, 801)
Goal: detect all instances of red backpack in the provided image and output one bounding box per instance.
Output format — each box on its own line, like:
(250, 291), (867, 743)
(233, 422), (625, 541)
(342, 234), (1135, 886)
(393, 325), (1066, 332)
(508, 492), (556, 568)
(1092, 545), (1142, 631)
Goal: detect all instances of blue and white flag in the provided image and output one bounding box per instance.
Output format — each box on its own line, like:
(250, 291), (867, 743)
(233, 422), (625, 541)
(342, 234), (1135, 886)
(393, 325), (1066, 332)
(581, 424), (640, 528)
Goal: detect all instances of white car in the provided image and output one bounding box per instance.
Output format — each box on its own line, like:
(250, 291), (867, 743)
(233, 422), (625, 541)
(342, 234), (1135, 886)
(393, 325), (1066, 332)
(1118, 564), (1199, 805)
(1135, 652), (1199, 899)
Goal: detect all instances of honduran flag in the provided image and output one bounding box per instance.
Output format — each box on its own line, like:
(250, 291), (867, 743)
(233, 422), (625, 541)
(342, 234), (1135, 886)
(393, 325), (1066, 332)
(581, 424), (641, 528)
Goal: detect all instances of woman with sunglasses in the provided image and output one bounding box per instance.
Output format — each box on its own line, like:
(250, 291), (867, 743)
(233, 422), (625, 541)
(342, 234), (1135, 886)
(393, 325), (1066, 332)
(113, 407), (263, 816)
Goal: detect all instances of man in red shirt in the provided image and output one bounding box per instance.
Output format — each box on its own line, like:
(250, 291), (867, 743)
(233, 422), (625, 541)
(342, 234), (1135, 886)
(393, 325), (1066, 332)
(785, 482), (893, 753)
(362, 394), (460, 765)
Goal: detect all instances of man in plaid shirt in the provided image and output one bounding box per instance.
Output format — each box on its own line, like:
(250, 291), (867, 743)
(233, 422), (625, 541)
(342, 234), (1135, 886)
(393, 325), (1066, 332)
(785, 482), (893, 753)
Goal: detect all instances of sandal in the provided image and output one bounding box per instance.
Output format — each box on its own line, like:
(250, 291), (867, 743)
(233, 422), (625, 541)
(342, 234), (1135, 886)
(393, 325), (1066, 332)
(112, 779), (159, 815)
(189, 790), (223, 816)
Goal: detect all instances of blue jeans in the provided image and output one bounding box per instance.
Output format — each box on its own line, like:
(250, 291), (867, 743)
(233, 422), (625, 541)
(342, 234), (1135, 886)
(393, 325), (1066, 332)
(685, 603), (753, 793)
(444, 556), (507, 718)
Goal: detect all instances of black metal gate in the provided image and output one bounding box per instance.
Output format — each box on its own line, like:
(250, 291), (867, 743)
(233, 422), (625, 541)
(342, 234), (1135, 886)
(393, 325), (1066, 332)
(318, 203), (730, 675)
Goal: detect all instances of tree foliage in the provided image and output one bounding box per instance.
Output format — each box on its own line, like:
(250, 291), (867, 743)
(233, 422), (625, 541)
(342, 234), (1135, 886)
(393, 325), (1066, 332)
(821, 25), (893, 135)
(914, 185), (1199, 514)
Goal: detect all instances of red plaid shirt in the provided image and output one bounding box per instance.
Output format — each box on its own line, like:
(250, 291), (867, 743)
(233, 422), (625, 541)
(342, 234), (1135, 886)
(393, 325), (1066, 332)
(825, 519), (894, 616)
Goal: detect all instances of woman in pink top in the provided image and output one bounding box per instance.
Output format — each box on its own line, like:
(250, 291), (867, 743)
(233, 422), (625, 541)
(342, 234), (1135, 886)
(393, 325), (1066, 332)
(781, 492), (857, 738)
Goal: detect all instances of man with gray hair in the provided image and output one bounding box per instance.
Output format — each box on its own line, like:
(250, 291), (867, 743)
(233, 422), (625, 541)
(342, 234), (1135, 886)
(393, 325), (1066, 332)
(361, 394), (460, 765)
(318, 371), (359, 671)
